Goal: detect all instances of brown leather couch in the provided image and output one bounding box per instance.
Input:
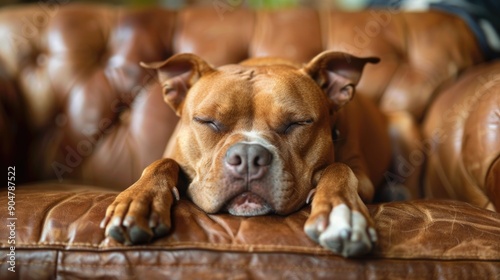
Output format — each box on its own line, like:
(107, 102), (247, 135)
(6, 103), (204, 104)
(1, 3), (499, 279)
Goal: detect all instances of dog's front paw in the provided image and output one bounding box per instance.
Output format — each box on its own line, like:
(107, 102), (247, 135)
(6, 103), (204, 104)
(100, 184), (179, 245)
(304, 200), (377, 257)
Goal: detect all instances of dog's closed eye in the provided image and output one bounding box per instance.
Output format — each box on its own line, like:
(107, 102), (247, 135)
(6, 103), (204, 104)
(193, 116), (224, 133)
(281, 119), (314, 135)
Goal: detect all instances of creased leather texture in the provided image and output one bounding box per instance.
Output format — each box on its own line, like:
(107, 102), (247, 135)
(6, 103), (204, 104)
(0, 3), (499, 279)
(1, 185), (500, 279)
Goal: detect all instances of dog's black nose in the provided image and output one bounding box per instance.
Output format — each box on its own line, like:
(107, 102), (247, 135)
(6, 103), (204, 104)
(225, 143), (272, 180)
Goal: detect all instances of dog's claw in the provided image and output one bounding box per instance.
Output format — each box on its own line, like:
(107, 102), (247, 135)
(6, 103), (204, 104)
(100, 216), (110, 229)
(172, 186), (180, 201)
(102, 182), (176, 245)
(123, 216), (135, 228)
(111, 216), (123, 227)
(306, 188), (316, 204)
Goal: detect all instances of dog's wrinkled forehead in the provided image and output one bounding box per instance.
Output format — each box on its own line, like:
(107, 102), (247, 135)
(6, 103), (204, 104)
(142, 51), (379, 116)
(206, 64), (322, 99)
(216, 63), (303, 82)
(185, 64), (326, 126)
(217, 64), (259, 80)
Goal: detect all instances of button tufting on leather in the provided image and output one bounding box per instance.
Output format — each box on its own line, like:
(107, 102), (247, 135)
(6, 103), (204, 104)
(55, 113), (68, 127)
(119, 109), (131, 124)
(36, 53), (48, 67)
(0, 5), (490, 196)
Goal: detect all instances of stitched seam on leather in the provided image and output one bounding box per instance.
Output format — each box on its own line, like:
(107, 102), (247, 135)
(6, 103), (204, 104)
(3, 245), (500, 260)
(0, 261), (349, 273)
(0, 242), (331, 254)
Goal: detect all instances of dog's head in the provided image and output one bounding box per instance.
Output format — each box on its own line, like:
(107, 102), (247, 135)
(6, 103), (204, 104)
(141, 51), (378, 216)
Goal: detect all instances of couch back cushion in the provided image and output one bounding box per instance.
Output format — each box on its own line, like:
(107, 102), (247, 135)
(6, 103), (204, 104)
(0, 4), (482, 189)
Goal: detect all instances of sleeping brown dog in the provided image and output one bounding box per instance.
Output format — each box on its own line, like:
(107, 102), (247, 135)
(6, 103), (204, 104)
(100, 51), (391, 257)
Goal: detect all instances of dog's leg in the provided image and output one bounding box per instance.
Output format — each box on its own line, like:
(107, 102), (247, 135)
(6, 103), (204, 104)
(100, 158), (180, 244)
(304, 163), (377, 257)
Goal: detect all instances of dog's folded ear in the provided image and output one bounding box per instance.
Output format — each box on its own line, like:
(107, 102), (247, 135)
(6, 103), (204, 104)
(302, 51), (379, 111)
(140, 53), (215, 116)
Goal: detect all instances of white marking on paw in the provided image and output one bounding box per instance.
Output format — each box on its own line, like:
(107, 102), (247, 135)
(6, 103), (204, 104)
(318, 204), (351, 247)
(318, 204), (373, 257)
(351, 211), (368, 243)
(329, 204), (351, 231)
(171, 186), (180, 201)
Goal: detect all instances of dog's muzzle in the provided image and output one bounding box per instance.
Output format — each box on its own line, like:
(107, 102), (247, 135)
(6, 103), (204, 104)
(223, 143), (273, 216)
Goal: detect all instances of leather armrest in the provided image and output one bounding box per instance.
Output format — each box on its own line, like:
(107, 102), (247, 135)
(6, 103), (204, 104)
(423, 61), (500, 211)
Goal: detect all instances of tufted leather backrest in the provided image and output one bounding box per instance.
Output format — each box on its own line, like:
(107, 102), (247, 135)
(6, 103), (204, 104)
(0, 4), (483, 190)
(0, 5), (179, 188)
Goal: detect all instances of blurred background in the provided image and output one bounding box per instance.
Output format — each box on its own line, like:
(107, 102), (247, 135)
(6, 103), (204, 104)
(0, 0), (372, 10)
